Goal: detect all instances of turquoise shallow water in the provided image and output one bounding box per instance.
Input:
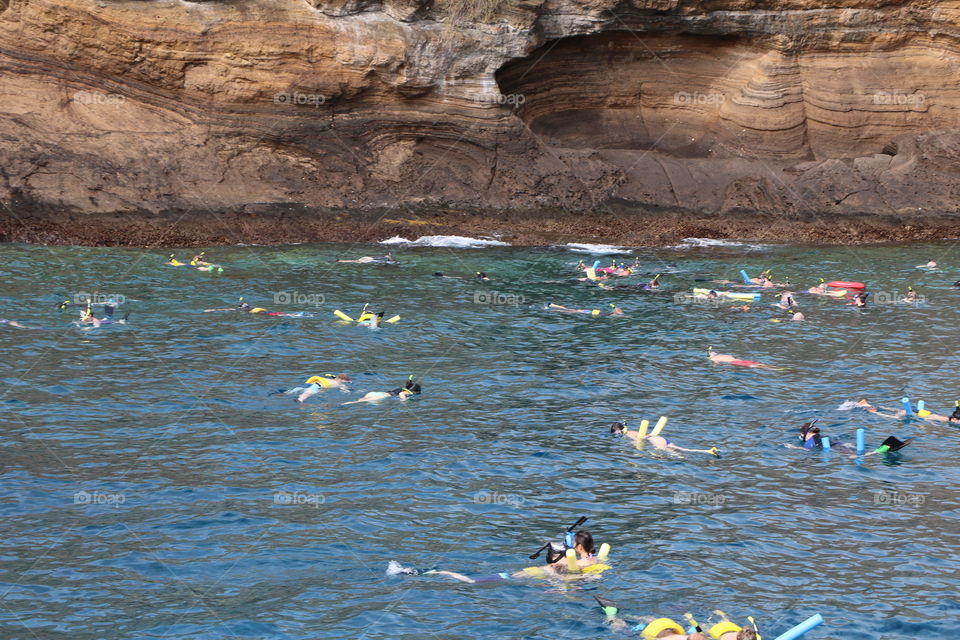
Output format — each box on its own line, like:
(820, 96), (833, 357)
(1, 240), (959, 640)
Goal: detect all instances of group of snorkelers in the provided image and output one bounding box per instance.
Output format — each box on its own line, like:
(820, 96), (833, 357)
(166, 252), (224, 272)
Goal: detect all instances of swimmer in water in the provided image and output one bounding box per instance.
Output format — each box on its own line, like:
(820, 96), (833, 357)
(849, 292), (868, 308)
(855, 399), (959, 423)
(807, 278), (829, 294)
(343, 379), (421, 404)
(547, 303), (624, 316)
(166, 254), (185, 266)
(904, 286), (919, 303)
(791, 420), (911, 457)
(336, 252), (398, 264)
(707, 348), (783, 370)
(787, 309), (804, 322)
(77, 303), (130, 328)
(917, 259), (937, 269)
(0, 318), (32, 329)
(407, 528), (602, 584)
(190, 252), (211, 266)
(273, 374), (352, 402)
(434, 271), (491, 281)
(610, 422), (721, 457)
(204, 298), (312, 317)
(776, 290), (798, 309)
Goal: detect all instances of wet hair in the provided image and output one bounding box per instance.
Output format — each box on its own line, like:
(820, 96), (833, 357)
(610, 422), (626, 435)
(574, 530), (594, 555)
(407, 384), (422, 394)
(737, 629), (758, 640)
(336, 374), (351, 382)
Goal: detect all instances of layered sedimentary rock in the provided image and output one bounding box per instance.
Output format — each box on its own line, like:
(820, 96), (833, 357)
(2, 0), (960, 242)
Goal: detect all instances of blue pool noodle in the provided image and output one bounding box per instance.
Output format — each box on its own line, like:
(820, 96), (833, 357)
(773, 613), (824, 640)
(856, 428), (864, 454)
(901, 397), (913, 416)
(740, 269), (752, 284)
(821, 437), (831, 450)
(592, 260), (601, 270)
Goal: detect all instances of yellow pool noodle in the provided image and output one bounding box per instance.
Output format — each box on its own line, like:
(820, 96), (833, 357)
(358, 312), (373, 322)
(522, 566), (548, 577)
(333, 310), (354, 322)
(585, 267), (597, 281)
(565, 548), (579, 573)
(635, 420), (649, 450)
(385, 315), (401, 324)
(597, 543), (610, 561)
(650, 416), (668, 437)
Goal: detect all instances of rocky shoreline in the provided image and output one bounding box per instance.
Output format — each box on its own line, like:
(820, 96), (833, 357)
(3, 202), (958, 247)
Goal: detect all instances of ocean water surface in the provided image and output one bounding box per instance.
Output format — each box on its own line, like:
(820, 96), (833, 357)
(1, 240), (958, 640)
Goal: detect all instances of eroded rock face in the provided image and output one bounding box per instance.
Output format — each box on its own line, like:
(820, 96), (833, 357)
(2, 0), (960, 230)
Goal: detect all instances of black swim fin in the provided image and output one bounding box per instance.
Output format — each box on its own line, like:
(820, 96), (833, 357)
(879, 436), (912, 452)
(593, 594), (619, 617)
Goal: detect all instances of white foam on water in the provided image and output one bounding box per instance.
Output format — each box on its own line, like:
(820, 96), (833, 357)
(562, 243), (633, 254)
(669, 237), (773, 250)
(837, 401), (859, 411)
(380, 235), (510, 248)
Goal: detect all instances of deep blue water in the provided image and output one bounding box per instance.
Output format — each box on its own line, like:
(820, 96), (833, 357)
(1, 240), (959, 640)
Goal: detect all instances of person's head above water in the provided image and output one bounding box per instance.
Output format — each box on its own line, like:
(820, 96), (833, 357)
(610, 421), (627, 435)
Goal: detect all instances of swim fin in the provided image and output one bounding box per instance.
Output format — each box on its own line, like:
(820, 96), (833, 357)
(876, 436), (912, 453)
(593, 594), (619, 617)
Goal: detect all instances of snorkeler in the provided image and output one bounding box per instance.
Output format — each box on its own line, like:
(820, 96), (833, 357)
(273, 374), (352, 402)
(776, 291), (798, 309)
(791, 420), (911, 456)
(707, 348), (783, 370)
(848, 292), (868, 307)
(787, 309), (804, 322)
(434, 271), (490, 280)
(917, 259), (937, 269)
(390, 518), (608, 583)
(904, 286), (919, 303)
(610, 422), (720, 457)
(336, 252), (398, 264)
(343, 378), (421, 404)
(0, 318), (32, 329)
(546, 303), (624, 316)
(204, 298), (312, 317)
(854, 399), (958, 423)
(166, 254), (185, 266)
(77, 303), (130, 328)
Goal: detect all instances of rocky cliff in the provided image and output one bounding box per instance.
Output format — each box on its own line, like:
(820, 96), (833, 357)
(2, 0), (960, 244)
